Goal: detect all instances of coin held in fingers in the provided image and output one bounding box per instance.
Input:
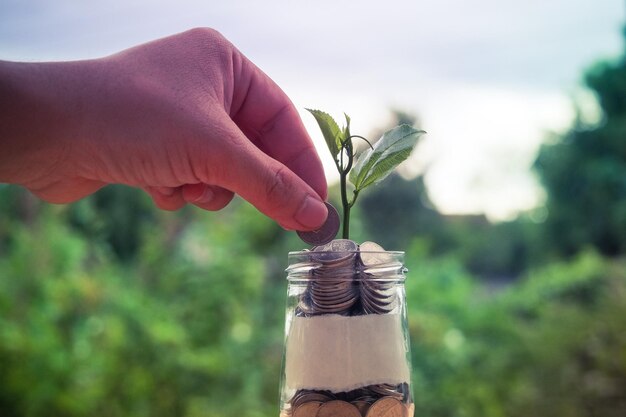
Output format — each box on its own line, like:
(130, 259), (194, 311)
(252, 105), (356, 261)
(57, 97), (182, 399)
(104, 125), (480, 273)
(297, 202), (339, 245)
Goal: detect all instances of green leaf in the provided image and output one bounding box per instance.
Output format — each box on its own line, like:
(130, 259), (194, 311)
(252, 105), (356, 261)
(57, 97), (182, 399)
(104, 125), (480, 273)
(306, 109), (343, 160)
(349, 124), (425, 191)
(343, 113), (351, 141)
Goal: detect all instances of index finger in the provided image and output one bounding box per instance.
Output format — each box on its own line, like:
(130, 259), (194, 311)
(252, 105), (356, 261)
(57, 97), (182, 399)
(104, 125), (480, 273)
(229, 50), (327, 201)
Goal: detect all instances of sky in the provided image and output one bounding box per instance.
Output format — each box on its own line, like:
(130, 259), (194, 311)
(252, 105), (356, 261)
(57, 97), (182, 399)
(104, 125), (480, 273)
(1, 0), (624, 220)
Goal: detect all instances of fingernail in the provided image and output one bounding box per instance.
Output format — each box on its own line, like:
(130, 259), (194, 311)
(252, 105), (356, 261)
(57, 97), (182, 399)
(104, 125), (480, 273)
(295, 195), (328, 229)
(194, 186), (214, 203)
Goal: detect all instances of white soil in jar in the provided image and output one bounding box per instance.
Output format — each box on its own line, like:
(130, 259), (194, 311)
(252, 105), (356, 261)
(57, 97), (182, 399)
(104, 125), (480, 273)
(284, 313), (411, 392)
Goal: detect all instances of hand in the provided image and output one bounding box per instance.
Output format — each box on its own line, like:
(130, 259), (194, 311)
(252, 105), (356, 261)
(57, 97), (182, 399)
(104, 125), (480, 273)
(0, 28), (328, 230)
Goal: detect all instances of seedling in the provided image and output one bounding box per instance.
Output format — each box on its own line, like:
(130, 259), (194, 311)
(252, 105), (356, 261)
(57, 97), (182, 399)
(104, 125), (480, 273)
(307, 109), (425, 239)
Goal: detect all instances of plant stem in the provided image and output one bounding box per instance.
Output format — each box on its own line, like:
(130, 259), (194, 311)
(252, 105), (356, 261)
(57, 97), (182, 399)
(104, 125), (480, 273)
(340, 171), (350, 239)
(338, 141), (354, 239)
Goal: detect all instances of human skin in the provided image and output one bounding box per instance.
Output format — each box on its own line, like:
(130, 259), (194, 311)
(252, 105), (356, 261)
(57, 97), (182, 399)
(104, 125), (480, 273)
(0, 28), (328, 230)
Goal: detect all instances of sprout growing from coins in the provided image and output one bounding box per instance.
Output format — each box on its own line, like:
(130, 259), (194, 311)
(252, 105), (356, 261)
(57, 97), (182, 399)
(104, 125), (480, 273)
(285, 110), (423, 417)
(298, 110), (425, 244)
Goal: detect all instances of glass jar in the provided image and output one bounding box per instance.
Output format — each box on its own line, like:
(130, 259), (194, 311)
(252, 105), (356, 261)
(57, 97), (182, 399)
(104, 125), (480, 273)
(279, 242), (414, 417)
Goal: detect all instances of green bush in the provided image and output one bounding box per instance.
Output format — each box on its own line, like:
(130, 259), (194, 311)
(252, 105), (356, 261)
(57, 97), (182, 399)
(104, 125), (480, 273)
(0, 191), (286, 417)
(405, 247), (626, 417)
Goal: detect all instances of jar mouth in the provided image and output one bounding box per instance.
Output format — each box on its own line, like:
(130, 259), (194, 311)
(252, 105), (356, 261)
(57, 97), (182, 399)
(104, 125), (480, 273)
(288, 250), (404, 256)
(286, 250), (406, 282)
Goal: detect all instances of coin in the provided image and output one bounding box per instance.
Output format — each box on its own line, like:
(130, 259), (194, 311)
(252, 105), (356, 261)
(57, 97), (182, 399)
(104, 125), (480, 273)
(365, 398), (405, 417)
(368, 384), (404, 400)
(291, 390), (335, 408)
(331, 239), (359, 252)
(352, 400), (371, 416)
(293, 401), (323, 417)
(297, 202), (340, 245)
(317, 400), (362, 417)
(358, 241), (386, 265)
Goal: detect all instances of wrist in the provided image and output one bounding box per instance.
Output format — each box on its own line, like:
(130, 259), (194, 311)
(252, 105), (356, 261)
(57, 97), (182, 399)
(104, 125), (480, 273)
(0, 60), (94, 186)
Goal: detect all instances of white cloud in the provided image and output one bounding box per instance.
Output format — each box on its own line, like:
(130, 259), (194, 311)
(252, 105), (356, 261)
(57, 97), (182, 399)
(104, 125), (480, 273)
(420, 84), (574, 219)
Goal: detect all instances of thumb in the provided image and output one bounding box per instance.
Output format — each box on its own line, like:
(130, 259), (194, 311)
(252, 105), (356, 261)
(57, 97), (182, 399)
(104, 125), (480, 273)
(208, 122), (328, 231)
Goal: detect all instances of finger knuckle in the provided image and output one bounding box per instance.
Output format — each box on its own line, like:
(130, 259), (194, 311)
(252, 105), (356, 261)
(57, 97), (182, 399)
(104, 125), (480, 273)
(264, 165), (292, 209)
(186, 27), (222, 41)
(185, 27), (233, 53)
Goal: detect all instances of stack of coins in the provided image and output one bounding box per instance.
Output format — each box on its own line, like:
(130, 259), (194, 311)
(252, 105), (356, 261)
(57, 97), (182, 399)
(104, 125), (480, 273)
(358, 241), (399, 315)
(297, 240), (359, 316)
(289, 383), (412, 417)
(296, 240), (399, 316)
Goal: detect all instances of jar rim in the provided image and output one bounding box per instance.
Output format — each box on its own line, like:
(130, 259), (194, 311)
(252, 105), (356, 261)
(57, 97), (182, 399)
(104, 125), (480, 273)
(286, 250), (406, 282)
(288, 250), (405, 256)
(286, 276), (406, 282)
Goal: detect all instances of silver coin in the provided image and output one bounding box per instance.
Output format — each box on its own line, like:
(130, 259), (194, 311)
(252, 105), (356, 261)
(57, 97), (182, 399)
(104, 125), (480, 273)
(331, 239), (359, 252)
(297, 202), (340, 246)
(297, 238), (401, 316)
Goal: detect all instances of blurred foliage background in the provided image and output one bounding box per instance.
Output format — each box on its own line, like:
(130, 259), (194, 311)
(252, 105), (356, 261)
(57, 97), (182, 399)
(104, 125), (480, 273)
(2, 30), (626, 417)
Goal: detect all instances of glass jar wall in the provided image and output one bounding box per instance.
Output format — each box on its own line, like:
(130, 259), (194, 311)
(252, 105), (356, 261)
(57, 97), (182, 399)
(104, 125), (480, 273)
(279, 241), (414, 417)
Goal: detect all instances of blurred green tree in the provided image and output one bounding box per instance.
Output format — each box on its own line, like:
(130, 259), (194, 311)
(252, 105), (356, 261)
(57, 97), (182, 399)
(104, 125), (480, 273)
(360, 173), (444, 251)
(0, 185), (292, 417)
(64, 185), (157, 262)
(535, 39), (626, 257)
(406, 246), (626, 417)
